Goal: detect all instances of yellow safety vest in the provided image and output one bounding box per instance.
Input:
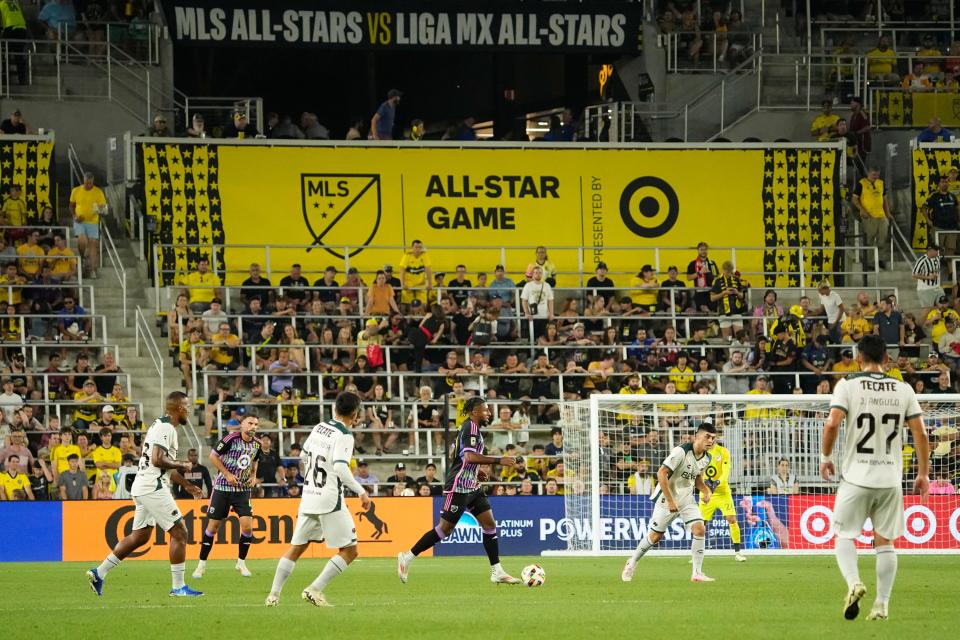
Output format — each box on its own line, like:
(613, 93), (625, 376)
(858, 178), (886, 218)
(0, 1), (26, 31)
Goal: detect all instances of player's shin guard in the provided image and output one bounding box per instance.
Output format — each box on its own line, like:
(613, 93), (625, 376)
(875, 545), (897, 605)
(270, 557), (296, 595)
(729, 521), (742, 552)
(96, 553), (121, 578)
(630, 533), (656, 563)
(411, 525), (446, 556)
(171, 563), (186, 590)
(199, 530), (215, 561)
(481, 528), (500, 566)
(238, 532), (252, 560)
(835, 538), (861, 588)
(691, 535), (706, 574)
(309, 554), (348, 593)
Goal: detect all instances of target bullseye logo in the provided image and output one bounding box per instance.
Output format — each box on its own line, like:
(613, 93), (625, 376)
(619, 176), (679, 238)
(902, 505), (937, 544)
(949, 507), (960, 543)
(799, 505), (834, 544)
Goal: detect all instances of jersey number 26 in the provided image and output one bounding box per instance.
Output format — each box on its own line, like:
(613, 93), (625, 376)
(304, 454), (328, 488)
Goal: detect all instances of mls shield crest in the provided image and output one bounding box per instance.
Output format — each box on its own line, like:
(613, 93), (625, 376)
(301, 173), (382, 258)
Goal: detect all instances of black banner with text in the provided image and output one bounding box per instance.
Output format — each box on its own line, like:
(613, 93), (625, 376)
(162, 0), (643, 52)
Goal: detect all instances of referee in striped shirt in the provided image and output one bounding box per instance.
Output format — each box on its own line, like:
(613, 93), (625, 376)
(913, 244), (942, 314)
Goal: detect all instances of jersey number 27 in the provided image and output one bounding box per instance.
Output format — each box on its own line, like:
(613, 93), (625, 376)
(855, 413), (899, 455)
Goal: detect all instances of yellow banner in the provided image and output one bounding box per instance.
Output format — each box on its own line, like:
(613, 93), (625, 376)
(141, 144), (841, 288)
(0, 139), (54, 220)
(911, 147), (960, 248)
(876, 90), (960, 127)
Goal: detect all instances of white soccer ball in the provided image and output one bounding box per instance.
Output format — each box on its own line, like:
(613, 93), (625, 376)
(521, 563), (546, 587)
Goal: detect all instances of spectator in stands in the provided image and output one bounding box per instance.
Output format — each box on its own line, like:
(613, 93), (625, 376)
(1, 453), (33, 499)
(267, 348), (300, 395)
(69, 171), (106, 278)
(145, 114), (171, 137)
(873, 296), (904, 352)
(388, 462), (416, 491)
(924, 177), (959, 255)
(815, 280), (846, 342)
(658, 265), (688, 312)
(57, 452), (87, 499)
(720, 349), (752, 394)
(752, 289), (782, 338)
(711, 261), (749, 340)
(167, 293), (192, 348)
(365, 270), (399, 316)
(487, 264), (515, 300)
(938, 318), (960, 373)
(917, 35), (943, 74)
(185, 113), (206, 138)
(29, 458), (51, 499)
(630, 264), (659, 314)
(840, 305), (871, 344)
(0, 106), (26, 133)
(545, 426), (563, 463)
(847, 97), (872, 168)
(57, 294), (90, 342)
(584, 261), (615, 305)
(902, 62), (932, 90)
(686, 241), (719, 312)
(533, 246), (558, 286)
(866, 35), (899, 84)
(925, 295), (958, 346)
(179, 327), (206, 393)
(917, 116), (954, 143)
(222, 110), (260, 139)
(0, 379), (20, 424)
(206, 321), (243, 392)
(371, 89), (402, 141)
(47, 232), (76, 281)
(0, 427), (31, 470)
(399, 240), (431, 309)
(92, 350), (121, 396)
(309, 265), (338, 310)
(299, 112), (329, 140)
(239, 262), (272, 309)
(810, 99), (840, 141)
(2, 184), (27, 232)
(276, 263), (308, 310)
(767, 457), (799, 494)
(255, 433), (283, 497)
(800, 334), (832, 393)
(339, 267), (364, 308)
(831, 348), (860, 382)
(181, 256), (221, 313)
(66, 352), (92, 395)
(675, 5), (703, 63)
(520, 265), (555, 339)
(38, 0), (76, 40)
(72, 379), (101, 429)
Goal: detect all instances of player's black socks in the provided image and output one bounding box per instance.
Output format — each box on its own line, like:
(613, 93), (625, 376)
(482, 529), (500, 565)
(411, 526), (445, 556)
(199, 530), (215, 561)
(238, 532), (252, 560)
(734, 543), (741, 552)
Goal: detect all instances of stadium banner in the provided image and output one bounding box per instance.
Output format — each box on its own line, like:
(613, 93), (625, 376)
(163, 0), (643, 52)
(60, 497), (432, 561)
(874, 90), (960, 128)
(0, 502), (63, 561)
(910, 144), (960, 249)
(431, 495), (787, 555)
(0, 136), (55, 221)
(788, 495), (960, 550)
(139, 142), (842, 289)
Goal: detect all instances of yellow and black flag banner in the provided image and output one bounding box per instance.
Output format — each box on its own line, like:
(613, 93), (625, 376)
(876, 90), (960, 128)
(911, 147), (960, 249)
(875, 90), (913, 127)
(761, 148), (839, 287)
(0, 139), (54, 220)
(142, 144), (225, 285)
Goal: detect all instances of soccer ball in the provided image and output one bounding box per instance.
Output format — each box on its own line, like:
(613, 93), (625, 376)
(521, 563), (546, 587)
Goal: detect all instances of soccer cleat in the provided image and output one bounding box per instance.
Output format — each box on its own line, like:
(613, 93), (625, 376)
(86, 568), (103, 596)
(866, 603), (889, 620)
(302, 588), (333, 607)
(843, 582), (867, 620)
(397, 551), (411, 584)
(490, 567), (522, 584)
(191, 561), (205, 579)
(265, 593), (280, 607)
(735, 552), (747, 562)
(621, 559), (636, 582)
(236, 561), (252, 578)
(691, 573), (716, 583)
(169, 585), (204, 597)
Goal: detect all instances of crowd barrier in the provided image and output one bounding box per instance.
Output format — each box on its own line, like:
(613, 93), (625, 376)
(4, 495), (958, 561)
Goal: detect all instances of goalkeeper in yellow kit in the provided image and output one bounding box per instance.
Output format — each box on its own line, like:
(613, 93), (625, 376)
(700, 437), (747, 562)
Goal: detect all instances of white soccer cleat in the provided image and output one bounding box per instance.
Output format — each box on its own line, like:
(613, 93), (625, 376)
(397, 551), (412, 584)
(490, 567), (522, 584)
(621, 559), (637, 582)
(866, 602), (888, 621)
(236, 561), (252, 578)
(843, 582), (867, 620)
(265, 593), (280, 607)
(191, 561), (205, 579)
(735, 552), (747, 562)
(302, 588), (333, 607)
(691, 573), (716, 583)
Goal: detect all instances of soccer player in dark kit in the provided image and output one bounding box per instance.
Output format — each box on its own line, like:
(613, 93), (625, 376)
(192, 414), (262, 579)
(397, 396), (522, 584)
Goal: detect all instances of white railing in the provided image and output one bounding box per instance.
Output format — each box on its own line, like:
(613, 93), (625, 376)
(134, 305), (165, 415)
(99, 221), (128, 326)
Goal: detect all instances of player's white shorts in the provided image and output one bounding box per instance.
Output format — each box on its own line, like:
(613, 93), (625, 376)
(832, 480), (904, 541)
(292, 509), (358, 549)
(650, 495), (703, 533)
(131, 488), (182, 532)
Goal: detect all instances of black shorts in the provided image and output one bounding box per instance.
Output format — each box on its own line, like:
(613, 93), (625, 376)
(207, 488), (253, 519)
(440, 489), (491, 525)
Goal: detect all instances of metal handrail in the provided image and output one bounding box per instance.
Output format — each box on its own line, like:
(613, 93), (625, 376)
(99, 222), (127, 326)
(135, 306), (165, 414)
(66, 143), (84, 188)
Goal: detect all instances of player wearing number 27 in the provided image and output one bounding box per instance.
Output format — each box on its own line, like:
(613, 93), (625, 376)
(265, 392), (371, 607)
(86, 391), (204, 597)
(821, 334), (930, 622)
(623, 421), (717, 583)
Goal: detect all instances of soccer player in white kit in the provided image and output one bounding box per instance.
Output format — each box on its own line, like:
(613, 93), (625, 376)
(622, 421), (717, 583)
(821, 335), (930, 621)
(265, 391), (371, 607)
(86, 391), (204, 597)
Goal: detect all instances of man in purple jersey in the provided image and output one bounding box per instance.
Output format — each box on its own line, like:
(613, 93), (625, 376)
(397, 397), (522, 585)
(192, 415), (262, 579)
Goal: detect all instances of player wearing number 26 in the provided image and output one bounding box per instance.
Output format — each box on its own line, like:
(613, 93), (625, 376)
(265, 392), (371, 607)
(821, 334), (931, 622)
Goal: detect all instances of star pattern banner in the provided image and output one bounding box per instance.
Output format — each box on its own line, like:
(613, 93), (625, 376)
(875, 90), (960, 127)
(910, 146), (960, 249)
(142, 143), (225, 285)
(761, 148), (839, 287)
(0, 139), (54, 220)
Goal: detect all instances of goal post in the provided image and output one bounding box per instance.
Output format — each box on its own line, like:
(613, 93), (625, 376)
(548, 394), (960, 556)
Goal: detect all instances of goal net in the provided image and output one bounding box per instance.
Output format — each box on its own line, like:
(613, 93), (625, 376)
(557, 394), (960, 555)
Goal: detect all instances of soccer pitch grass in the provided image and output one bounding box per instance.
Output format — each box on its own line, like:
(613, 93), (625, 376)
(6, 555), (954, 639)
